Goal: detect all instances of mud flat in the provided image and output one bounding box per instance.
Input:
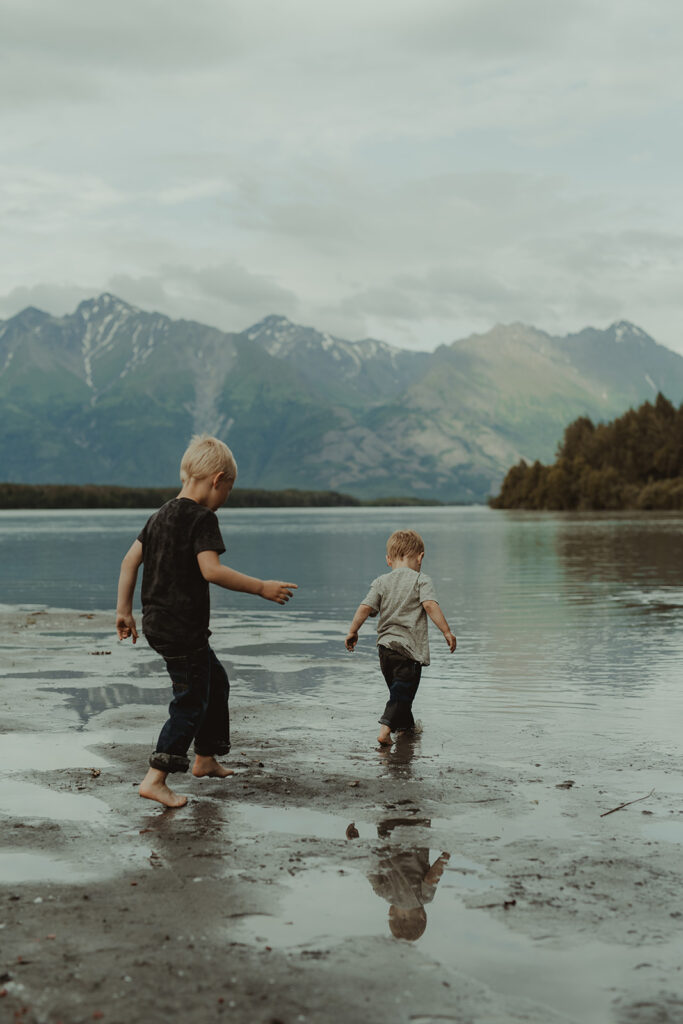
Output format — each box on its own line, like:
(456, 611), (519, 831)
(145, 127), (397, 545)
(1, 606), (683, 1024)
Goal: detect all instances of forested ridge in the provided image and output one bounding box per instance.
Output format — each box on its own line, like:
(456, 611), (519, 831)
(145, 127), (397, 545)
(0, 484), (442, 510)
(490, 393), (683, 510)
(0, 484), (360, 510)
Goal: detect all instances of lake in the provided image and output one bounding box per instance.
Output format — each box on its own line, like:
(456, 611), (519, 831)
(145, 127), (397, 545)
(3, 504), (683, 1024)
(1, 504), (683, 741)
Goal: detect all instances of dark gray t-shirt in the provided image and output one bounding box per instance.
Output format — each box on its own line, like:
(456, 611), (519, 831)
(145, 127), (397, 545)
(138, 498), (225, 650)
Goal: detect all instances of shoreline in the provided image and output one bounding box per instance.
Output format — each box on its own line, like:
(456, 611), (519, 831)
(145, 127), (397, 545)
(0, 482), (448, 511)
(1, 608), (682, 1023)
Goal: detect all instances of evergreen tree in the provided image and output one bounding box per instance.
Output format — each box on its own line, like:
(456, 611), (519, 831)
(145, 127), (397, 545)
(490, 393), (683, 510)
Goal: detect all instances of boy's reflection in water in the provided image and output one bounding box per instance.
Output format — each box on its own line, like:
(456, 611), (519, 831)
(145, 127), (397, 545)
(368, 830), (450, 940)
(377, 729), (420, 776)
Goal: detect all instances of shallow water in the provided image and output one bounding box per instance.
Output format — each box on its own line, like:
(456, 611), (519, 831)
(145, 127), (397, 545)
(0, 733), (114, 772)
(0, 779), (111, 823)
(230, 860), (639, 1024)
(2, 507), (683, 1022)
(225, 802), (651, 1024)
(2, 505), (683, 745)
(0, 851), (105, 885)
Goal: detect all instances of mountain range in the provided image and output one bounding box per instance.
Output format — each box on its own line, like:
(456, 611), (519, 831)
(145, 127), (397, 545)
(1, 293), (682, 502)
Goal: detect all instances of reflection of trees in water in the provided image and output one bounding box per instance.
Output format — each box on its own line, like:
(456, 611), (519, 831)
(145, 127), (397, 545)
(550, 517), (683, 697)
(235, 664), (323, 695)
(55, 683), (168, 723)
(484, 516), (683, 700)
(555, 516), (683, 590)
(499, 514), (683, 592)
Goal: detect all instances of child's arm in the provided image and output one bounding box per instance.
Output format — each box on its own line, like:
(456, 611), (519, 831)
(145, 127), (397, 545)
(422, 600), (457, 652)
(116, 540), (143, 642)
(196, 550), (297, 604)
(424, 852), (451, 886)
(345, 603), (374, 651)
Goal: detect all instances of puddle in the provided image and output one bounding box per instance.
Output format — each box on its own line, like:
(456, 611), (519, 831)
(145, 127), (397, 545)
(231, 856), (655, 1024)
(421, 896), (653, 1024)
(0, 837), (156, 885)
(232, 863), (387, 945)
(0, 850), (104, 885)
(0, 733), (113, 772)
(236, 803), (376, 841)
(229, 641), (331, 656)
(231, 845), (496, 951)
(441, 795), (584, 844)
(228, 664), (333, 696)
(234, 803), (439, 844)
(48, 683), (168, 723)
(643, 819), (683, 844)
(0, 779), (111, 822)
(5, 670), (89, 680)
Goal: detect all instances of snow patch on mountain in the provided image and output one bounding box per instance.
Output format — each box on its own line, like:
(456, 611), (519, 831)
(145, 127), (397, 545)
(614, 321), (650, 344)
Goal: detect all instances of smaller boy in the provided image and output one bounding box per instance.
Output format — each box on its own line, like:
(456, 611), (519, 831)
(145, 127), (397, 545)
(368, 848), (451, 941)
(345, 529), (456, 746)
(116, 434), (297, 809)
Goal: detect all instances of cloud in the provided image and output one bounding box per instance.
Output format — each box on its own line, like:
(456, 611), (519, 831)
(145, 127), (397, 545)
(0, 0), (247, 84)
(2, 0), (683, 353)
(163, 262), (297, 309)
(0, 166), (125, 228)
(106, 261), (300, 332)
(104, 274), (170, 311)
(0, 282), (96, 319)
(385, 0), (593, 61)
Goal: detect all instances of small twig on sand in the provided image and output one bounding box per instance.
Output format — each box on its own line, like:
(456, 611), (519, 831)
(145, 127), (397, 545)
(600, 788), (655, 818)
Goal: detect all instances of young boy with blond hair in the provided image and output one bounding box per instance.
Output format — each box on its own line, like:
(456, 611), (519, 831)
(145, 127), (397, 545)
(345, 529), (456, 746)
(116, 434), (297, 808)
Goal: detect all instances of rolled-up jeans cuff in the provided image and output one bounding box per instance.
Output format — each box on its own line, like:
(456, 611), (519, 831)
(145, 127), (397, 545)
(149, 751), (190, 773)
(378, 715), (392, 727)
(194, 742), (231, 758)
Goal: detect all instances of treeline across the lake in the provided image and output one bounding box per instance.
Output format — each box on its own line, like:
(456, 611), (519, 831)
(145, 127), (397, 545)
(491, 393), (683, 510)
(0, 484), (359, 509)
(0, 483), (443, 510)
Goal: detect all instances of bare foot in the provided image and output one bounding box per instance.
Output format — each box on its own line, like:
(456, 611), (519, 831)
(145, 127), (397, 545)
(192, 755), (235, 778)
(139, 768), (187, 808)
(377, 726), (393, 746)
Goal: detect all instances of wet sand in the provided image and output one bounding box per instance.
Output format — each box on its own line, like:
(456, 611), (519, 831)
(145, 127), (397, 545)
(1, 607), (683, 1024)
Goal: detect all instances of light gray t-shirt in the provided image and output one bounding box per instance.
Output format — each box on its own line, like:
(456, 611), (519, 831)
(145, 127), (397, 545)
(368, 849), (437, 909)
(362, 567), (438, 665)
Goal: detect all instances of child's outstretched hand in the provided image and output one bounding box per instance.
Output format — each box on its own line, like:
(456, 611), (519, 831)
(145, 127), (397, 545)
(424, 852), (451, 885)
(260, 580), (298, 604)
(345, 631), (358, 651)
(443, 631), (457, 653)
(116, 612), (138, 643)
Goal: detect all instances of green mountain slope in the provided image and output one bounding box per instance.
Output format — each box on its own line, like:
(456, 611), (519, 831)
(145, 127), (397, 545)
(1, 296), (682, 500)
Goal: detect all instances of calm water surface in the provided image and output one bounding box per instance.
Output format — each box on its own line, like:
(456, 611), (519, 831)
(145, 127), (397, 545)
(2, 505), (683, 734)
(3, 506), (681, 1023)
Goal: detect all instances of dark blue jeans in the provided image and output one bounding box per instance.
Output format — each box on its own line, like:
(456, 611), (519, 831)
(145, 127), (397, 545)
(146, 640), (231, 773)
(378, 646), (422, 731)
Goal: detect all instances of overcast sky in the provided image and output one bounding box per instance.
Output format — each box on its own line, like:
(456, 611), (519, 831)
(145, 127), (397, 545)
(2, 0), (683, 352)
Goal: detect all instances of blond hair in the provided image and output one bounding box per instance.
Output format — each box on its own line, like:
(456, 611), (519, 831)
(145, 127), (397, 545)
(386, 529), (425, 561)
(388, 906), (427, 941)
(180, 434), (237, 484)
